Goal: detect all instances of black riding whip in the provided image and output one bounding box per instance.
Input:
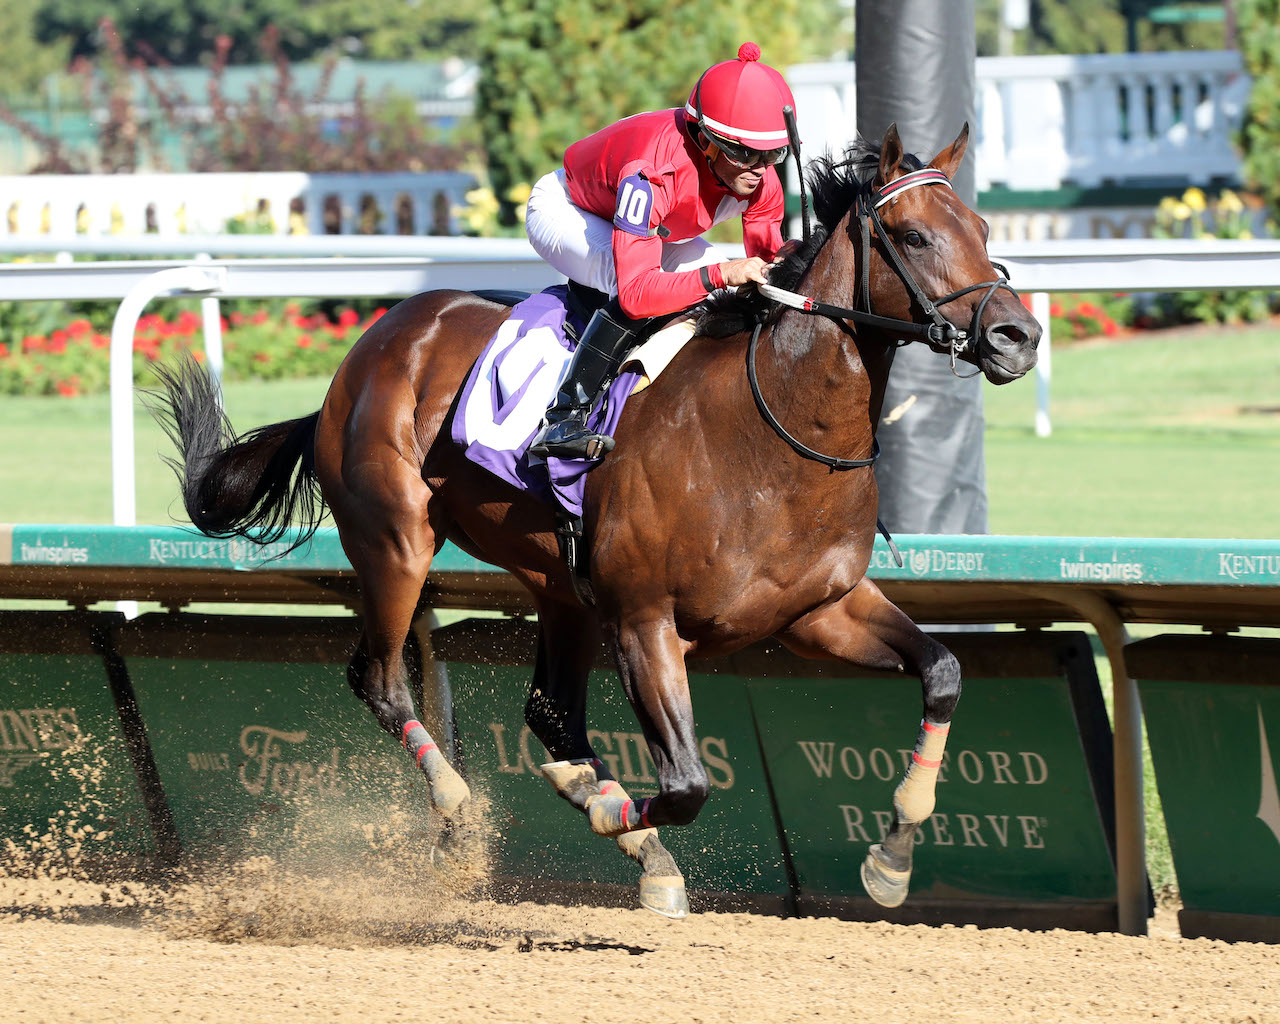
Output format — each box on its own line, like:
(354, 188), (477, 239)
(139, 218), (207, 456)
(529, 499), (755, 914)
(783, 105), (810, 243)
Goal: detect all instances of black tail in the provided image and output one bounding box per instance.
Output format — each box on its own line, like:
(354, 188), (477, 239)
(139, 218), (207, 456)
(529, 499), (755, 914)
(146, 355), (326, 555)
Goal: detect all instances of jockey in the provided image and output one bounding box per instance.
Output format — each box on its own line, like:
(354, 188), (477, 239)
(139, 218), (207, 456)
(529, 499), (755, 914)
(525, 42), (798, 460)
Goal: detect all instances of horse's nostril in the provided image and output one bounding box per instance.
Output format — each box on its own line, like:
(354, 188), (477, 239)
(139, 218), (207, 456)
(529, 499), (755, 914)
(987, 321), (1033, 347)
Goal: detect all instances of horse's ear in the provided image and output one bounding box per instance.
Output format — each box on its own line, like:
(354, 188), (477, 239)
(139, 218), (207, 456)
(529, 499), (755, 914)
(928, 122), (970, 180)
(877, 123), (905, 186)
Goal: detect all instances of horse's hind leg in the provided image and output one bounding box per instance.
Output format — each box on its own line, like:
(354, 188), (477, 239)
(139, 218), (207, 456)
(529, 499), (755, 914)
(339, 488), (470, 819)
(527, 602), (688, 919)
(777, 577), (961, 910)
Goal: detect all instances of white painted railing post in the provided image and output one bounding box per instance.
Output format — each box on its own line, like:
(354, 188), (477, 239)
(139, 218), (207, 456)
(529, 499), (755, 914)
(194, 253), (225, 408)
(1032, 291), (1052, 437)
(109, 265), (226, 529)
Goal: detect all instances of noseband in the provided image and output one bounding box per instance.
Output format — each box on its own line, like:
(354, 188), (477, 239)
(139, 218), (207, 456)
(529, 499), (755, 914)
(748, 166), (1019, 474)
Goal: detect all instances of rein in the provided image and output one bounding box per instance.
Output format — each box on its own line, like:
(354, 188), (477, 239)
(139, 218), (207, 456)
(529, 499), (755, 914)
(747, 167), (1019, 472)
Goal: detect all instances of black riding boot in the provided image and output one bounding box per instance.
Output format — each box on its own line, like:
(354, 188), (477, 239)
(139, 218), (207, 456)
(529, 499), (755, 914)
(529, 300), (646, 460)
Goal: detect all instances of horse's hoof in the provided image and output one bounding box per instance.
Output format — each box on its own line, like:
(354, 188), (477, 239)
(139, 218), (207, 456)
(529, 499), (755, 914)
(861, 844), (912, 909)
(639, 874), (688, 920)
(424, 760), (471, 818)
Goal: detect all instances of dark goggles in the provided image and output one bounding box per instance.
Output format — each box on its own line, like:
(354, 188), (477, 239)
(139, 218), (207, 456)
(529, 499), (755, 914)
(705, 129), (789, 169)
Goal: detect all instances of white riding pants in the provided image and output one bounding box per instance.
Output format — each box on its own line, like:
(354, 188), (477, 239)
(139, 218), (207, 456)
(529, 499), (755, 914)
(525, 169), (726, 297)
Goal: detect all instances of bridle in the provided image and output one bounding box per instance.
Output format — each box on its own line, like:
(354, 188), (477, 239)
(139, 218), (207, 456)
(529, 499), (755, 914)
(747, 166), (1020, 473)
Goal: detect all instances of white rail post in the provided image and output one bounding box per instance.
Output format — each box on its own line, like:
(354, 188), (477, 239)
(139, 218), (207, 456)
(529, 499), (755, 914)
(194, 253), (226, 409)
(109, 265), (226, 529)
(1032, 291), (1052, 437)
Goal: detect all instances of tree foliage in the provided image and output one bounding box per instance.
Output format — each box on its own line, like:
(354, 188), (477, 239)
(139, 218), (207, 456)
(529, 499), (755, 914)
(974, 0), (1224, 56)
(0, 0), (70, 97)
(1237, 0), (1280, 219)
(34, 0), (477, 65)
(475, 0), (847, 221)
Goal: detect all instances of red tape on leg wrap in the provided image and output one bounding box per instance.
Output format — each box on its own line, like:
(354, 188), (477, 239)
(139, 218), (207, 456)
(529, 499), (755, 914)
(415, 742), (438, 764)
(402, 720), (423, 747)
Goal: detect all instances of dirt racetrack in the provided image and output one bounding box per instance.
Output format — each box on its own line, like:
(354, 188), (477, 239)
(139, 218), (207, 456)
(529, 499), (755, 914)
(0, 868), (1276, 1024)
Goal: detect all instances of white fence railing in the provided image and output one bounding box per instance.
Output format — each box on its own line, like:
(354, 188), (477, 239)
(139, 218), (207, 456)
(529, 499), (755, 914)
(1, 238), (1277, 523)
(0, 170), (474, 238)
(788, 50), (1249, 192)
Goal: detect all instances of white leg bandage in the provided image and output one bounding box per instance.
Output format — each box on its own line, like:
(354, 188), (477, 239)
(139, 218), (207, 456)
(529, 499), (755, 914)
(893, 719), (950, 823)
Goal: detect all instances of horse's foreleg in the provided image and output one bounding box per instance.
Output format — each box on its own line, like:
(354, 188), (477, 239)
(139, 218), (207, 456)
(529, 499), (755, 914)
(778, 577), (961, 910)
(589, 618), (709, 836)
(341, 500), (470, 818)
(527, 604), (687, 918)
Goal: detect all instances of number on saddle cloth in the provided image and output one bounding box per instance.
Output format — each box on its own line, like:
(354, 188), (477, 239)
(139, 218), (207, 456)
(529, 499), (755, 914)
(450, 285), (643, 519)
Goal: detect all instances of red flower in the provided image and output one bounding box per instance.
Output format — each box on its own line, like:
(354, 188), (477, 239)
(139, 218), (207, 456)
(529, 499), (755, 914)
(66, 318), (93, 337)
(0, 343), (9, 358)
(251, 310), (269, 325)
(253, 351), (271, 363)
(192, 349), (205, 363)
(230, 311), (246, 326)
(176, 310), (201, 335)
(285, 303), (300, 316)
(23, 335), (46, 353)
(337, 308), (360, 328)
(56, 380), (79, 397)
(92, 333), (110, 349)
(371, 307), (388, 321)
(1049, 302), (1063, 318)
(297, 334), (313, 348)
(1075, 301), (1099, 317)
(1102, 319), (1119, 336)
(220, 316), (230, 331)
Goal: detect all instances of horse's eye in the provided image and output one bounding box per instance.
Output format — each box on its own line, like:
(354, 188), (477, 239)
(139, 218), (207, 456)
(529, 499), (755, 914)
(904, 230), (926, 248)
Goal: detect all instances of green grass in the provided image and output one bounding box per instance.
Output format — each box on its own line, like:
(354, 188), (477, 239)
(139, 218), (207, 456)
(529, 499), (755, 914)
(982, 322), (1280, 538)
(0, 376), (329, 525)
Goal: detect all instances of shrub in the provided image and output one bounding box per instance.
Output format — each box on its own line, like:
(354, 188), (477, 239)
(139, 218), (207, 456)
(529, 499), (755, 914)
(1047, 293), (1135, 342)
(0, 301), (389, 396)
(1150, 186), (1278, 326)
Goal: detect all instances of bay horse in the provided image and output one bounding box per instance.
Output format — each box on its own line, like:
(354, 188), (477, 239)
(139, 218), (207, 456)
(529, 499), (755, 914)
(152, 124), (1040, 919)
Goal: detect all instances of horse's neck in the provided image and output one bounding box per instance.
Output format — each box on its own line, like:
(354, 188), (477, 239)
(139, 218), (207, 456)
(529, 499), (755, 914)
(755, 233), (895, 454)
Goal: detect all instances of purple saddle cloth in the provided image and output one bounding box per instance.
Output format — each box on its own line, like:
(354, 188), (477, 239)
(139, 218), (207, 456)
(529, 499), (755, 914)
(451, 285), (641, 518)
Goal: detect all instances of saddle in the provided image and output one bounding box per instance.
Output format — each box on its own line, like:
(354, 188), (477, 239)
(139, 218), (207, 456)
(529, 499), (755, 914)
(468, 284), (669, 607)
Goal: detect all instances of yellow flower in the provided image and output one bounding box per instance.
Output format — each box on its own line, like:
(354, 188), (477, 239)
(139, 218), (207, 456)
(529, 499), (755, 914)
(1158, 195), (1179, 214)
(1170, 202), (1192, 221)
(1182, 187), (1206, 212)
(1238, 229), (1254, 240)
(506, 182), (532, 207)
(1216, 189), (1244, 215)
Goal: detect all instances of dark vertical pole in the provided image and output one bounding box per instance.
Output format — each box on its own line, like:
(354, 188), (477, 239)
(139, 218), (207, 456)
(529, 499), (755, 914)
(856, 0), (987, 538)
(92, 621), (183, 864)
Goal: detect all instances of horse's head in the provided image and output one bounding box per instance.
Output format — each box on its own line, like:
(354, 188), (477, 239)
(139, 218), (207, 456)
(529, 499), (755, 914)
(864, 124), (1041, 384)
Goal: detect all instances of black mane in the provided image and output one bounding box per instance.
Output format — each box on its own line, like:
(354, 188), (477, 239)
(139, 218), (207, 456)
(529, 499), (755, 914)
(696, 137), (926, 338)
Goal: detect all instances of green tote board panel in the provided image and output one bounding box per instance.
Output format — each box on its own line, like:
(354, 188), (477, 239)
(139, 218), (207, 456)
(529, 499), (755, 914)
(120, 618), (428, 867)
(0, 614), (153, 857)
(743, 631), (1117, 908)
(435, 620), (789, 900)
(1132, 636), (1280, 926)
(0, 654), (154, 858)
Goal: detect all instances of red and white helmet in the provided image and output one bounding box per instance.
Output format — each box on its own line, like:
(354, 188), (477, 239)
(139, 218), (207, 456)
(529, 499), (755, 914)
(685, 42), (798, 150)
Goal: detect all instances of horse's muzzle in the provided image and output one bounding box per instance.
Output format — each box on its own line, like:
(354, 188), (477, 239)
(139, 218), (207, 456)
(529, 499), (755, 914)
(980, 318), (1041, 384)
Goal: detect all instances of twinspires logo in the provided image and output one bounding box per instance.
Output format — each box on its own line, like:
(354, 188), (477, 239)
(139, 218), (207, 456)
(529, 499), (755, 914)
(487, 721), (735, 793)
(0, 707), (82, 787)
(19, 541), (88, 565)
(796, 739), (1051, 850)
(1059, 557), (1144, 582)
